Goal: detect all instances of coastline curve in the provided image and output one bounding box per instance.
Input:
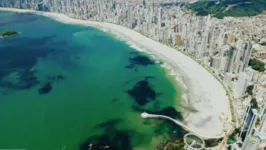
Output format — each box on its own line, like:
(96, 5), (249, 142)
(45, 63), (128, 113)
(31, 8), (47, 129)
(0, 7), (232, 137)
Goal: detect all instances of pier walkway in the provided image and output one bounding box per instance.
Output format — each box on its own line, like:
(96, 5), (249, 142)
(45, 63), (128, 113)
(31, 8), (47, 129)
(141, 112), (225, 140)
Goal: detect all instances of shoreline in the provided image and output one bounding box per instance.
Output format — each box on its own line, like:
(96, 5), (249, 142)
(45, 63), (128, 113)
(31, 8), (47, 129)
(0, 7), (232, 137)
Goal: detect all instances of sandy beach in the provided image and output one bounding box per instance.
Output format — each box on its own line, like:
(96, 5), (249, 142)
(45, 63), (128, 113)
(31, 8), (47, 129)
(0, 8), (231, 137)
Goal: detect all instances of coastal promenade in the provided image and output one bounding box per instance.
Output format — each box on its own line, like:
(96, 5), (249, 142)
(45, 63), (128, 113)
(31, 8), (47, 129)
(141, 112), (225, 140)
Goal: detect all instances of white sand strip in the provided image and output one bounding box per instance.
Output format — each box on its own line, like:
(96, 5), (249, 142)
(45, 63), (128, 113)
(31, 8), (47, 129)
(0, 8), (231, 137)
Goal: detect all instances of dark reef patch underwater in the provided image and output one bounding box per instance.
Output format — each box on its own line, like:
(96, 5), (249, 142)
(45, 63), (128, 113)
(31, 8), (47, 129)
(0, 11), (183, 150)
(0, 30), (60, 93)
(80, 131), (132, 150)
(38, 82), (52, 95)
(125, 51), (155, 69)
(127, 78), (157, 106)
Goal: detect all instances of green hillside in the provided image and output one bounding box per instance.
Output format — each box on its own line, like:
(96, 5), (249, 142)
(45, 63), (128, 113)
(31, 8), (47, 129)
(187, 0), (266, 19)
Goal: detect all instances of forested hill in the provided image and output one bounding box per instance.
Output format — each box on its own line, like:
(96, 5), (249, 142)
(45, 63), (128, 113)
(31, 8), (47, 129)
(0, 0), (266, 19)
(187, 0), (266, 19)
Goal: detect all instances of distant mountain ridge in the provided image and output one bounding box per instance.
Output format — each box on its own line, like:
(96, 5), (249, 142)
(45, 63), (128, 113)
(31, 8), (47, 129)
(187, 0), (266, 18)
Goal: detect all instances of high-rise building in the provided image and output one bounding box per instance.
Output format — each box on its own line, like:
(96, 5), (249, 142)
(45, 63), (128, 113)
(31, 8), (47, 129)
(259, 115), (266, 135)
(175, 34), (182, 47)
(227, 34), (235, 44)
(158, 6), (162, 29)
(242, 136), (261, 150)
(245, 67), (255, 82)
(211, 56), (228, 73)
(242, 42), (253, 69)
(219, 56), (228, 72)
(210, 56), (220, 70)
(233, 72), (248, 98)
(223, 72), (233, 85)
(241, 109), (260, 150)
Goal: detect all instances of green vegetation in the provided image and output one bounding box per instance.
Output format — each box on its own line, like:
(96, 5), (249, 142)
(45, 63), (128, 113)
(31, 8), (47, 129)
(228, 127), (240, 141)
(246, 86), (259, 110)
(260, 42), (266, 46)
(187, 0), (266, 19)
(205, 138), (222, 147)
(249, 59), (265, 72)
(256, 117), (261, 127)
(164, 139), (185, 150)
(237, 142), (243, 148)
(0, 31), (18, 37)
(246, 85), (254, 95)
(227, 138), (235, 144)
(251, 97), (259, 109)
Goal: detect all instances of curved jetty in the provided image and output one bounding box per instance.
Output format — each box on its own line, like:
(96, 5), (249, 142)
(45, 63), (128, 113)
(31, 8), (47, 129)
(141, 112), (224, 140)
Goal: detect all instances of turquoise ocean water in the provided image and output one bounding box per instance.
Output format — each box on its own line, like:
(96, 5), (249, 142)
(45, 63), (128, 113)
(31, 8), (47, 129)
(0, 12), (184, 150)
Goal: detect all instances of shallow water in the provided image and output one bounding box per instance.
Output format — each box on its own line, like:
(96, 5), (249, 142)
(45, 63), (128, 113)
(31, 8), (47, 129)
(0, 12), (185, 150)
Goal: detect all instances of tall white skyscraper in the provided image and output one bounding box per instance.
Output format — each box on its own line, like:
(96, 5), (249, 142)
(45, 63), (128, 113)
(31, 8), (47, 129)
(242, 109), (261, 150)
(233, 72), (248, 98)
(259, 115), (266, 135)
(243, 42), (253, 69)
(158, 6), (162, 29)
(242, 136), (260, 150)
(245, 67), (255, 82)
(211, 56), (228, 73)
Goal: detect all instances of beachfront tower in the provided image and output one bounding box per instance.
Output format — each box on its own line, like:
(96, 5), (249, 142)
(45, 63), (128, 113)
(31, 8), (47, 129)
(242, 136), (260, 150)
(241, 109), (260, 150)
(158, 6), (162, 28)
(257, 113), (266, 148)
(256, 94), (266, 148)
(232, 72), (248, 98)
(239, 105), (252, 142)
